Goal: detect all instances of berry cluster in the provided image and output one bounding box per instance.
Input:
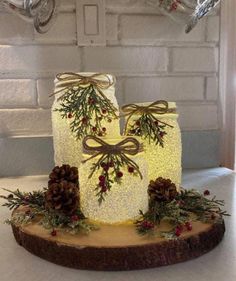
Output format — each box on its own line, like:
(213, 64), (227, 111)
(56, 84), (117, 140)
(128, 117), (167, 146)
(174, 221), (193, 237)
(95, 160), (138, 204)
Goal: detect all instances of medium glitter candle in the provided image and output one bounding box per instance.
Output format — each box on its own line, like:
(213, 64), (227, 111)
(122, 101), (182, 190)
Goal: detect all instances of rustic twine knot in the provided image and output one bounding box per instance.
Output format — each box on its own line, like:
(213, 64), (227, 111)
(121, 100), (176, 134)
(82, 135), (144, 179)
(50, 72), (115, 99)
(121, 100), (176, 116)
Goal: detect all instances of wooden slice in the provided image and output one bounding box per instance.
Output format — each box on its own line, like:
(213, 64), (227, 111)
(11, 210), (225, 271)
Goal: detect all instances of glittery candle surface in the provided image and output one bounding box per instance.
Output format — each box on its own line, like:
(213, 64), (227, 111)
(52, 73), (120, 168)
(79, 139), (149, 224)
(125, 102), (182, 190)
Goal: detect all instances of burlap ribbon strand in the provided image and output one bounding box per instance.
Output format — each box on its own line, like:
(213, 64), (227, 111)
(82, 136), (143, 179)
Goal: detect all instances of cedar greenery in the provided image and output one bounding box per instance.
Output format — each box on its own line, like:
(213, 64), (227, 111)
(1, 188), (97, 235)
(127, 114), (170, 147)
(135, 188), (229, 239)
(55, 84), (118, 140)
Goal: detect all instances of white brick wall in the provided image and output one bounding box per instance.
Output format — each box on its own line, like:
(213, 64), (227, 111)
(0, 1), (220, 138)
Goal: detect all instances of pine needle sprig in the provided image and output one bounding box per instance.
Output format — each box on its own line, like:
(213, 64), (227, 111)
(55, 85), (118, 140)
(0, 188), (45, 211)
(127, 113), (170, 146)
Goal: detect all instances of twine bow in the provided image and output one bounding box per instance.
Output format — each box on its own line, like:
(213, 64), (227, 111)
(50, 72), (115, 100)
(82, 135), (143, 179)
(121, 100), (176, 134)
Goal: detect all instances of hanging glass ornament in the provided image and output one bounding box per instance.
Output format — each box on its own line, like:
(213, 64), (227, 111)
(3, 0), (60, 33)
(147, 0), (221, 33)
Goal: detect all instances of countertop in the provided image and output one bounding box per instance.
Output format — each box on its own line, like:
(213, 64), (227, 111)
(0, 168), (235, 281)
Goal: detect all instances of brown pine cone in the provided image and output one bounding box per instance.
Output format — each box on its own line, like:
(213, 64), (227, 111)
(48, 165), (79, 186)
(148, 177), (178, 203)
(45, 181), (79, 215)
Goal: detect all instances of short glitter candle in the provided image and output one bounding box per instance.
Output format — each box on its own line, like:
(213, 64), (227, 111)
(79, 136), (149, 224)
(122, 101), (182, 190)
(52, 72), (120, 168)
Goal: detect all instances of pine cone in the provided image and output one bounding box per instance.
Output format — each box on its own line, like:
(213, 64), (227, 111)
(148, 177), (178, 203)
(45, 181), (79, 215)
(48, 165), (79, 186)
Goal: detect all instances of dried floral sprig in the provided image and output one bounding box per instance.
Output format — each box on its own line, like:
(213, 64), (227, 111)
(55, 84), (118, 140)
(82, 136), (143, 204)
(135, 188), (229, 239)
(122, 101), (175, 146)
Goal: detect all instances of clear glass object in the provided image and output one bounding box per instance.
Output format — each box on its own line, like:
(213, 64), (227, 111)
(147, 0), (221, 33)
(79, 137), (149, 224)
(3, 0), (60, 33)
(52, 72), (121, 169)
(124, 102), (182, 190)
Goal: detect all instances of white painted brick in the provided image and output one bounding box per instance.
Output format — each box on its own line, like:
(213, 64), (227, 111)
(0, 46), (81, 76)
(106, 0), (162, 14)
(206, 77), (218, 100)
(60, 0), (76, 11)
(84, 47), (168, 73)
(0, 109), (52, 136)
(207, 16), (220, 42)
(0, 80), (36, 107)
(172, 47), (218, 72)
(106, 15), (118, 43)
(124, 77), (204, 103)
(35, 13), (76, 44)
(178, 104), (218, 130)
(0, 13), (33, 44)
(37, 79), (54, 108)
(120, 15), (205, 44)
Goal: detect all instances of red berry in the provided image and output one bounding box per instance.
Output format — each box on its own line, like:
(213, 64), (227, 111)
(204, 190), (210, 196)
(102, 127), (106, 132)
(154, 121), (159, 126)
(160, 132), (165, 138)
(98, 132), (103, 137)
(136, 120), (141, 126)
(128, 166), (134, 173)
(101, 162), (106, 168)
(108, 162), (114, 167)
(71, 215), (79, 222)
(107, 118), (112, 123)
(51, 229), (57, 236)
(99, 181), (105, 187)
(92, 127), (97, 132)
(175, 228), (181, 237)
(102, 109), (107, 114)
(99, 175), (105, 182)
(67, 113), (73, 119)
(187, 224), (192, 231)
(101, 186), (107, 192)
(116, 171), (123, 178)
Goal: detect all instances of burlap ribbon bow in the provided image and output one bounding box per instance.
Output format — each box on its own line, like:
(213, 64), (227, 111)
(50, 72), (115, 100)
(82, 135), (143, 179)
(121, 100), (176, 134)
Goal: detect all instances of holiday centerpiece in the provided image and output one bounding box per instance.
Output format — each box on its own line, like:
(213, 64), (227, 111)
(0, 72), (228, 271)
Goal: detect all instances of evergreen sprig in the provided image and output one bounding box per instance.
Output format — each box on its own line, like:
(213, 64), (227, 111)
(127, 114), (169, 146)
(135, 189), (229, 238)
(55, 84), (118, 140)
(1, 188), (97, 235)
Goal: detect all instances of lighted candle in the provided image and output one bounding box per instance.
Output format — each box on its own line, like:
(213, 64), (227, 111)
(123, 101), (182, 190)
(79, 136), (149, 224)
(52, 72), (120, 168)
